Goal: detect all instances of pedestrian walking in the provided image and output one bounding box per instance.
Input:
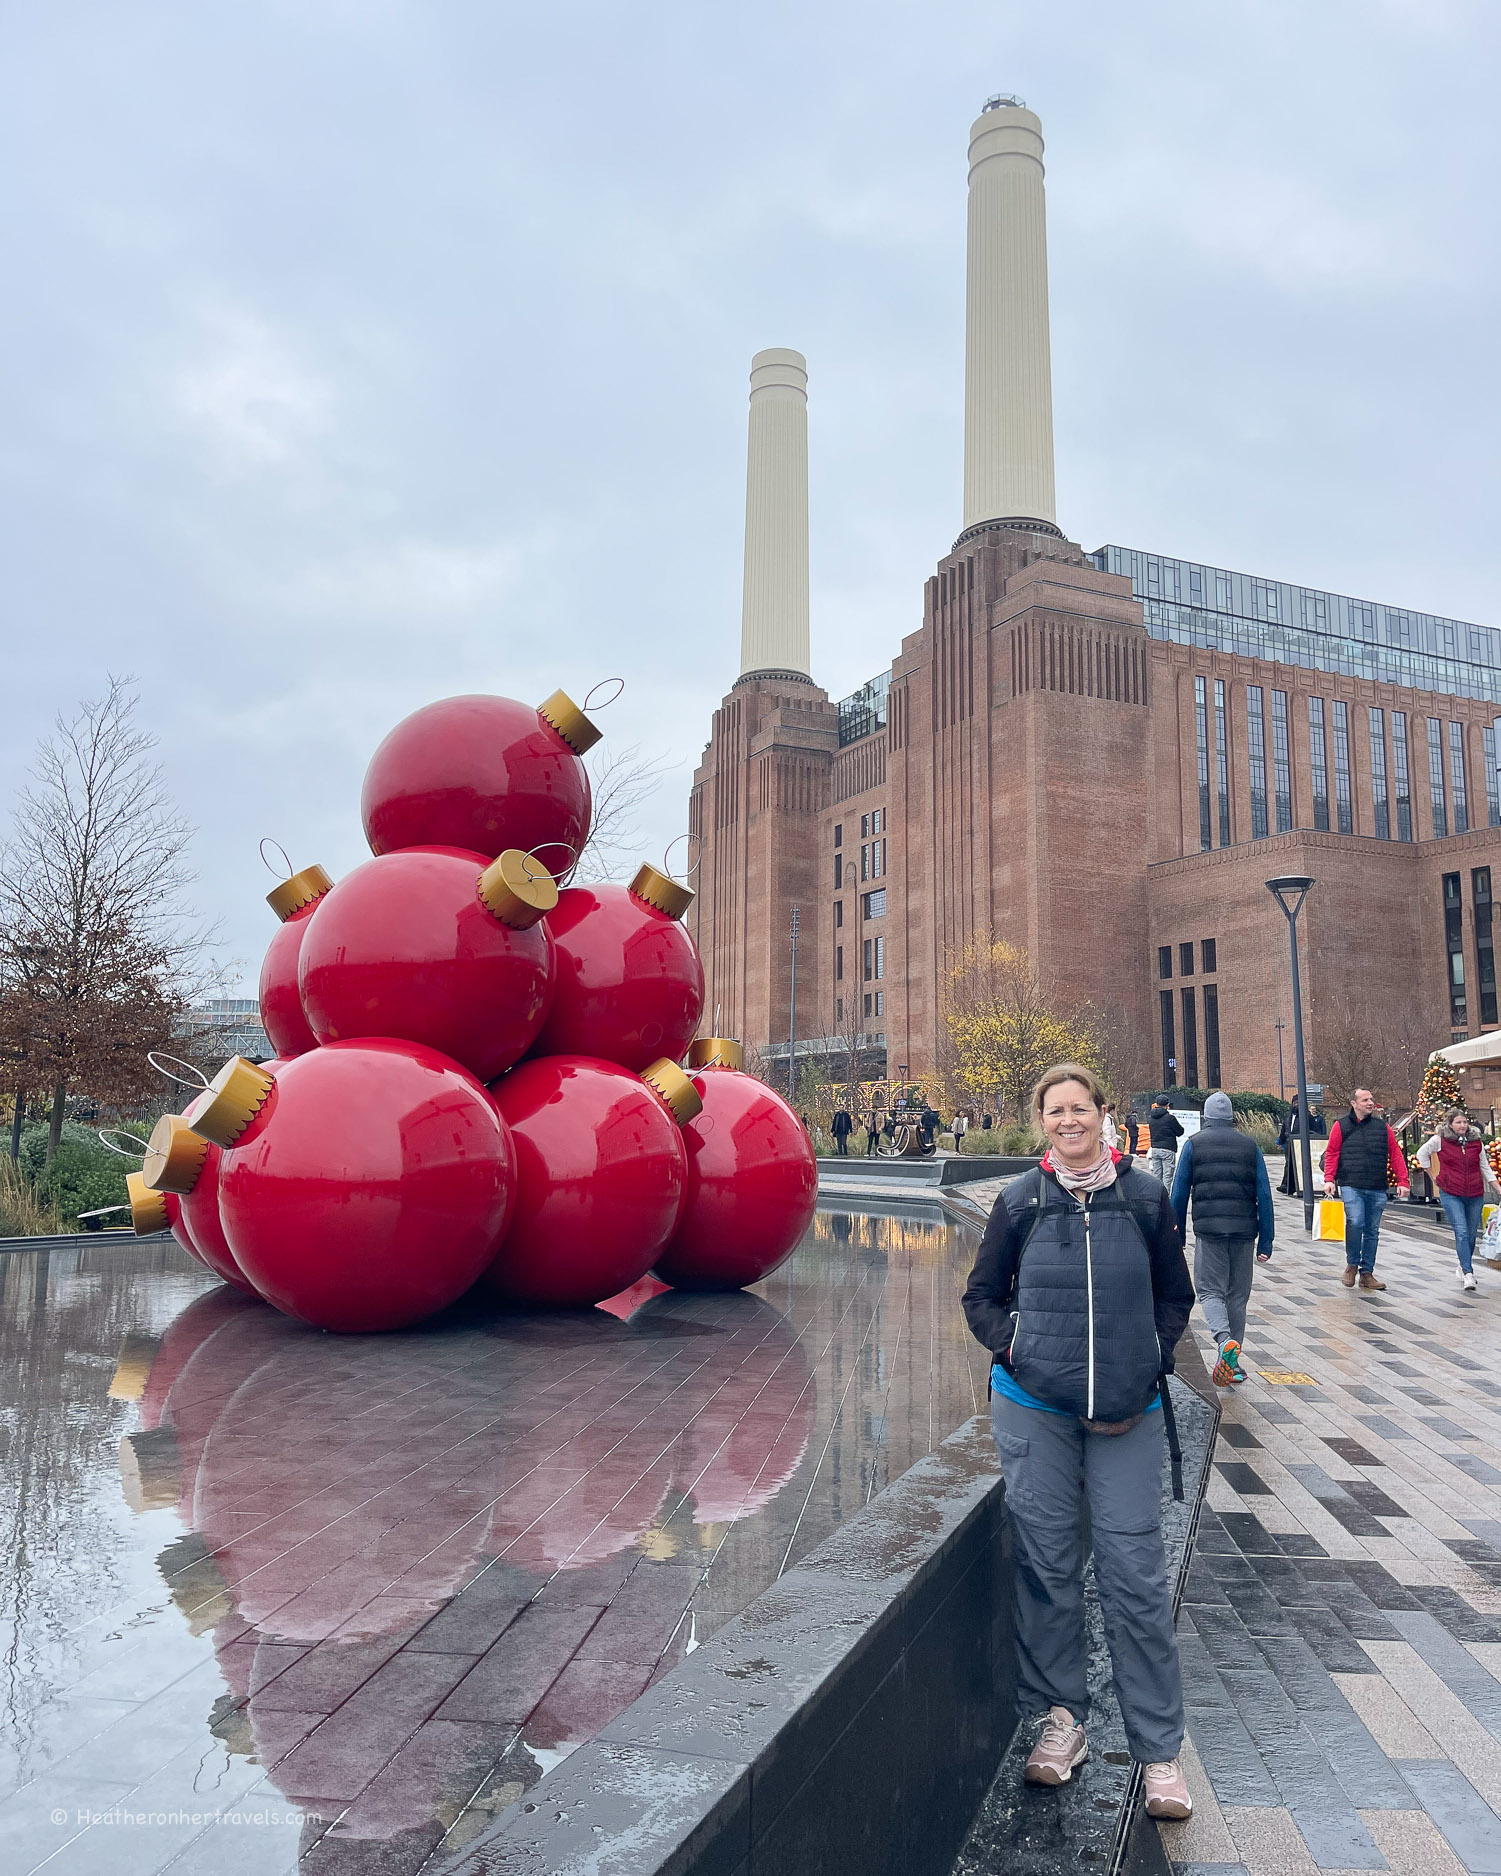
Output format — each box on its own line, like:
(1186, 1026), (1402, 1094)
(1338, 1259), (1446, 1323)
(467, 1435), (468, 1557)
(1415, 1109), (1499, 1292)
(1276, 1099), (1301, 1196)
(830, 1105), (853, 1156)
(962, 1062), (1196, 1820)
(1102, 1102), (1120, 1151)
(1323, 1089), (1410, 1291)
(1169, 1091), (1274, 1387)
(1146, 1099), (1183, 1189)
(953, 1111), (969, 1148)
(865, 1109), (881, 1155)
(982, 1112), (994, 1131)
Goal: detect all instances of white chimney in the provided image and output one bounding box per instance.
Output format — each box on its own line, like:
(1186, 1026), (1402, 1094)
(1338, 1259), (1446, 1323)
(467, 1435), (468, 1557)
(739, 348), (810, 677)
(962, 99), (1057, 531)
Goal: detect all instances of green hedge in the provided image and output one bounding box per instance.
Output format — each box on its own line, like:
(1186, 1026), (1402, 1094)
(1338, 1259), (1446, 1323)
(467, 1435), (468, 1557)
(17, 1121), (132, 1223)
(1135, 1088), (1291, 1122)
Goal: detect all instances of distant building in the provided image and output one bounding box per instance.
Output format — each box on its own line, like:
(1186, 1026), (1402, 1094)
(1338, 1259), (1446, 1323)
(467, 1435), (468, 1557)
(688, 101), (1501, 1101)
(178, 998), (271, 1063)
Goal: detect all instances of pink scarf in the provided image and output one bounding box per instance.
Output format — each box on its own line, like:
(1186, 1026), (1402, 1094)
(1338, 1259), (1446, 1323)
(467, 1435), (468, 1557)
(1043, 1145), (1121, 1195)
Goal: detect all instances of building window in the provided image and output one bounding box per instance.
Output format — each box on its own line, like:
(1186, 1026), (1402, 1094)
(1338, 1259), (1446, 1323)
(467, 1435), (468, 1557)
(863, 938), (873, 981)
(1487, 721), (1501, 827)
(834, 825), (842, 848)
(861, 814), (869, 838)
(1247, 686), (1268, 838)
(1180, 942), (1194, 976)
(836, 997), (843, 1024)
(1392, 710), (1413, 840)
(862, 889), (886, 919)
(1194, 676), (1211, 851)
(872, 839), (884, 877)
(1475, 868), (1497, 1026)
(1158, 945), (1173, 980)
(1160, 990), (1176, 1087)
(1332, 700), (1353, 834)
(1428, 718), (1448, 837)
(1204, 984), (1221, 1089)
(1445, 872), (1466, 1027)
(1214, 679), (1230, 846)
(1369, 707), (1390, 839)
(874, 990), (884, 1016)
(1271, 690), (1293, 831)
(834, 900), (843, 928)
(872, 808), (884, 834)
(1201, 938), (1217, 973)
(1181, 989), (1199, 1088)
(874, 937), (885, 979)
(860, 845), (869, 881)
(836, 945), (843, 981)
(1308, 698), (1330, 831)
(864, 993), (873, 1018)
(1450, 722), (1469, 834)
(834, 854), (843, 889)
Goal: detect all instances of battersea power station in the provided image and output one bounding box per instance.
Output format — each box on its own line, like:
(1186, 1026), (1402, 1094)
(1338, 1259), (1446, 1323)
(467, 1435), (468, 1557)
(686, 98), (1501, 1101)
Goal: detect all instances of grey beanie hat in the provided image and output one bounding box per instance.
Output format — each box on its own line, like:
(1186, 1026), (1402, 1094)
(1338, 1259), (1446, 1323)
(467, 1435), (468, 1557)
(1203, 1091), (1234, 1120)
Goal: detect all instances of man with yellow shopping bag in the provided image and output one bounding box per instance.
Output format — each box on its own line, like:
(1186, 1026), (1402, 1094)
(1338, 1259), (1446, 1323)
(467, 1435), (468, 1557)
(1315, 1194), (1345, 1242)
(1323, 1090), (1409, 1291)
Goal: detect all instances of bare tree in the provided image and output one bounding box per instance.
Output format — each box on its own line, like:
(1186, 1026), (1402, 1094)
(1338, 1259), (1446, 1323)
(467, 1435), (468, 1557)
(572, 744), (677, 884)
(0, 678), (215, 1160)
(1075, 998), (1158, 1105)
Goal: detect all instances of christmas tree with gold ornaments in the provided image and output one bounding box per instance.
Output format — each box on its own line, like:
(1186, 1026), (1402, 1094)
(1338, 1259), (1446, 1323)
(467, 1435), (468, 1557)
(1411, 1053), (1462, 1148)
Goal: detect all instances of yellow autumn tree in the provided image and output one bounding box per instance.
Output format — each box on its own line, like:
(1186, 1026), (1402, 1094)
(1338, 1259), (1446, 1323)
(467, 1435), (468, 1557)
(941, 938), (1095, 1123)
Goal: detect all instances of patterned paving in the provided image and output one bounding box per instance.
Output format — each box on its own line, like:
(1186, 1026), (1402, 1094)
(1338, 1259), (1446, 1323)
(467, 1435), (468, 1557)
(1160, 1185), (1501, 1876)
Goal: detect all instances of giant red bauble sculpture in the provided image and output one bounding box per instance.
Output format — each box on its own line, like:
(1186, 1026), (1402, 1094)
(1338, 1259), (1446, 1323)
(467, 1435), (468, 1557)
(256, 864), (333, 1059)
(297, 846), (556, 1082)
(361, 692), (597, 864)
(531, 866), (704, 1073)
(127, 1170), (207, 1270)
(652, 1057), (817, 1291)
(212, 1041), (516, 1333)
(141, 1098), (257, 1295)
(481, 1055), (687, 1307)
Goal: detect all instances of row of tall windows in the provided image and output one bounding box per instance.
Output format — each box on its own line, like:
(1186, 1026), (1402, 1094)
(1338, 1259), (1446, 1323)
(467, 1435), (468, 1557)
(1214, 680), (1230, 845)
(1240, 695), (1494, 843)
(1441, 868), (1499, 1033)
(1194, 678), (1233, 851)
(863, 936), (885, 981)
(1194, 676), (1212, 851)
(1157, 986), (1222, 1089)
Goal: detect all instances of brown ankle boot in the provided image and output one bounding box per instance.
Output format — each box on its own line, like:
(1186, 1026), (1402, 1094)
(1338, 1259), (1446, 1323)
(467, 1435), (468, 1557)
(1340, 1265), (1357, 1287)
(1358, 1271), (1386, 1291)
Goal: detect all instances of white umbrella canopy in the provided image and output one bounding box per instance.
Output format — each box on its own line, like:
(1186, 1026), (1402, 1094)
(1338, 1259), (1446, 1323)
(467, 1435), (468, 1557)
(1430, 1033), (1501, 1070)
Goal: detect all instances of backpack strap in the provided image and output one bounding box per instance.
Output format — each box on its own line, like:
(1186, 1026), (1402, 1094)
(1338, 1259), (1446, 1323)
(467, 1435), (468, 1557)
(1157, 1377), (1185, 1501)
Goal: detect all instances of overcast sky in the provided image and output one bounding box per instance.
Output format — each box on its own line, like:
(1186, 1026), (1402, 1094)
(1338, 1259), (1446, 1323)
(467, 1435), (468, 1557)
(4, 0), (1498, 990)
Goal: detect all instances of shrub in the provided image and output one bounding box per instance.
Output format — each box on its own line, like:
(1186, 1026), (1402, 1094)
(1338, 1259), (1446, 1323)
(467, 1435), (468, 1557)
(0, 1157), (64, 1236)
(17, 1122), (131, 1224)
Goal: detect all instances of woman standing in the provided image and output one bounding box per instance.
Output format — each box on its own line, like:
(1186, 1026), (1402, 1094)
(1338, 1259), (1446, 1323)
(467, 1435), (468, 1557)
(1276, 1099), (1301, 1196)
(963, 1063), (1196, 1819)
(1415, 1109), (1500, 1292)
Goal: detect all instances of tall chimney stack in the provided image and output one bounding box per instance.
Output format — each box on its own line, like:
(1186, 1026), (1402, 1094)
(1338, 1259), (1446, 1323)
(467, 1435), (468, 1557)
(962, 99), (1057, 533)
(739, 348), (810, 677)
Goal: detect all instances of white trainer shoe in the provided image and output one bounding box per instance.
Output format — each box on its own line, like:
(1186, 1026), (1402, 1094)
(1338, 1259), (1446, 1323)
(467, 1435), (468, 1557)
(1463, 1271), (1478, 1292)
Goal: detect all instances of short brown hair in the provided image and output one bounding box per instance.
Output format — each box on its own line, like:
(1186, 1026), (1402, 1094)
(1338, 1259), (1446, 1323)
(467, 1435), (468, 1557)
(1032, 1062), (1106, 1116)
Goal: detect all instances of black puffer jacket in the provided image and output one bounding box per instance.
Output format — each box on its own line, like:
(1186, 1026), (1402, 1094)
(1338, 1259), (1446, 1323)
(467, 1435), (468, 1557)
(962, 1162), (1195, 1422)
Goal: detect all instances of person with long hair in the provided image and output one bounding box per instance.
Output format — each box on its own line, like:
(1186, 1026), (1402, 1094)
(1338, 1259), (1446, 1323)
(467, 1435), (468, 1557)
(963, 1063), (1196, 1820)
(1415, 1107), (1500, 1292)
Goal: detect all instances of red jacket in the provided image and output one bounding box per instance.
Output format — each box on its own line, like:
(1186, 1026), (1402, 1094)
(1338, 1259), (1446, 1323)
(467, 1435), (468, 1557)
(1324, 1118), (1408, 1189)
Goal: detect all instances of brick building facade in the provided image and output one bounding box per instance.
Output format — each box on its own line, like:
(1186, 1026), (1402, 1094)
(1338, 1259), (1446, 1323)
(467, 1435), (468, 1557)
(687, 520), (1501, 1100)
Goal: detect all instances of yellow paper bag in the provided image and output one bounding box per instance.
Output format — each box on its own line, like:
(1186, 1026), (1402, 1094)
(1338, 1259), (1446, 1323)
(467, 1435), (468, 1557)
(1314, 1198), (1346, 1241)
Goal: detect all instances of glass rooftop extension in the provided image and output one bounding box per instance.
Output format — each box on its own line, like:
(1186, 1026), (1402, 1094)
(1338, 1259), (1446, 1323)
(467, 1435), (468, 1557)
(1090, 545), (1501, 704)
(837, 669), (890, 746)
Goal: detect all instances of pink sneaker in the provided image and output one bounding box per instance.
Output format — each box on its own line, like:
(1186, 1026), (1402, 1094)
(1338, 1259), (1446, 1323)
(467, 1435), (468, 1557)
(1024, 1705), (1088, 1785)
(1143, 1758), (1193, 1819)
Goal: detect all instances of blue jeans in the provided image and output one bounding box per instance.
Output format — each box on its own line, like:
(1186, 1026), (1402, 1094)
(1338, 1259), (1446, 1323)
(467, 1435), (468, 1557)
(1342, 1187), (1390, 1273)
(1439, 1191), (1485, 1274)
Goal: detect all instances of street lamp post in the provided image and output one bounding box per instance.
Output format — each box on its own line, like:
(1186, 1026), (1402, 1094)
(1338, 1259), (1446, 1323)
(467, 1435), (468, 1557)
(1266, 876), (1316, 1235)
(1274, 1019), (1287, 1104)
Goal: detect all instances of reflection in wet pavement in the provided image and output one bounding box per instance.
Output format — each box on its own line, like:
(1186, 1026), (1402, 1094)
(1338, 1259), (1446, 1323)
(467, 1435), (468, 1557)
(0, 1205), (987, 1874)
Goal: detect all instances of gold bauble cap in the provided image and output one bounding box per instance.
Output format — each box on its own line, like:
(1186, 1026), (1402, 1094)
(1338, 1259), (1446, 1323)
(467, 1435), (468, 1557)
(143, 1115), (210, 1196)
(191, 1056), (276, 1149)
(126, 1171), (170, 1236)
(688, 1037), (744, 1072)
(630, 863), (695, 922)
(538, 688), (603, 756)
(478, 850), (559, 930)
(640, 1057), (704, 1127)
(108, 1331), (160, 1401)
(266, 863), (334, 922)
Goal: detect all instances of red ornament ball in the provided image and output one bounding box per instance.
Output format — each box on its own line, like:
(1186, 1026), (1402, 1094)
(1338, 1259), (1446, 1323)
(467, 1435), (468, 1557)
(652, 1068), (816, 1291)
(482, 1055), (686, 1307)
(177, 1092), (258, 1296)
(531, 878), (704, 1073)
(218, 1040), (516, 1333)
(361, 694), (591, 865)
(297, 847), (555, 1082)
(258, 905), (320, 1058)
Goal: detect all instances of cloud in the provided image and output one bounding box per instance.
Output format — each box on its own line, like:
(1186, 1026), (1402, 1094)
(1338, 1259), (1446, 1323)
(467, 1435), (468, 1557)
(171, 309), (334, 472)
(274, 534), (534, 620)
